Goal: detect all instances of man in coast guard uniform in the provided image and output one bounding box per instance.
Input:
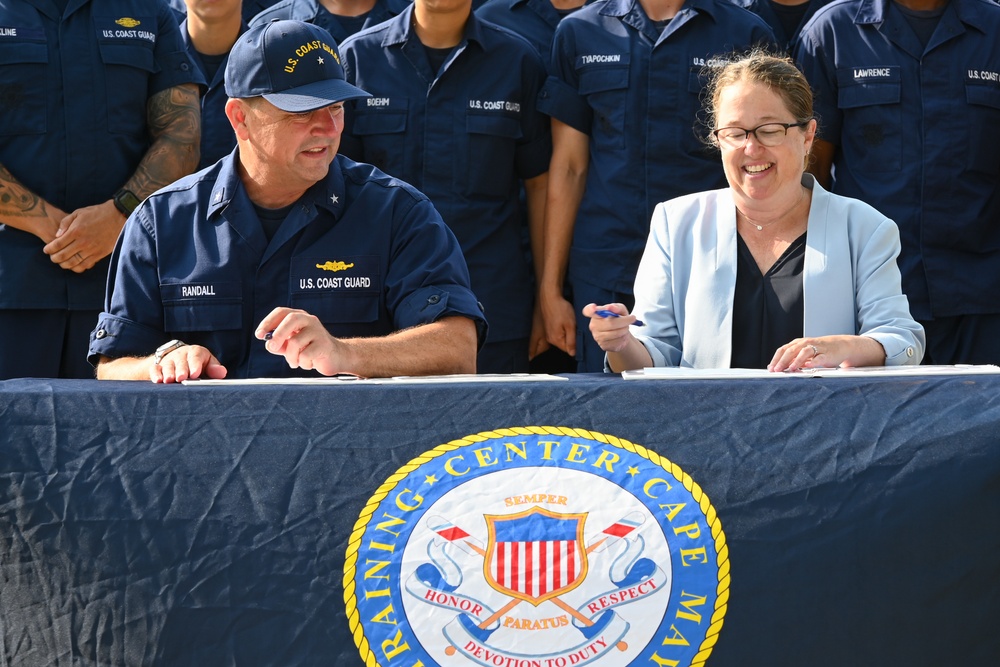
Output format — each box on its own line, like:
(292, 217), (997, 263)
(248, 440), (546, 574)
(537, 0), (775, 371)
(0, 0), (203, 380)
(794, 0), (1000, 364)
(182, 0), (248, 169)
(90, 20), (485, 382)
(249, 0), (409, 45)
(338, 1), (551, 373)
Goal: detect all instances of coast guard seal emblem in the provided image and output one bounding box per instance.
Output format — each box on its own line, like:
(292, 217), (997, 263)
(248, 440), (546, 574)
(345, 427), (729, 667)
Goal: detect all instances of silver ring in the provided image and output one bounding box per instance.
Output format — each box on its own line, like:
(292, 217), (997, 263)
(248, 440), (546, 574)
(810, 345), (819, 356)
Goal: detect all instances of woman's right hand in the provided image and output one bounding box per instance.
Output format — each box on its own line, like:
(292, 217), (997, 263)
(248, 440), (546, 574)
(583, 303), (639, 353)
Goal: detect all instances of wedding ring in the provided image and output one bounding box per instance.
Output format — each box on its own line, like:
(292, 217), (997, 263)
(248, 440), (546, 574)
(810, 345), (819, 356)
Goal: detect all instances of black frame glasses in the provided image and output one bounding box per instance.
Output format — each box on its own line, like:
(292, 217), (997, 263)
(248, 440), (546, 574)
(712, 120), (811, 148)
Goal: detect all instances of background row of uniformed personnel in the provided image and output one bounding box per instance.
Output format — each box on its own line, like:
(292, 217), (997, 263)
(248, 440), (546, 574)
(1, 0), (996, 379)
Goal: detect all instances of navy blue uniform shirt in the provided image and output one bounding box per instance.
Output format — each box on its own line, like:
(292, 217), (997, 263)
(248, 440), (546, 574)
(249, 0), (410, 44)
(89, 151), (487, 378)
(339, 7), (551, 343)
(539, 0), (775, 293)
(476, 0), (588, 66)
(0, 0), (202, 311)
(795, 0), (1000, 319)
(180, 18), (247, 170)
(242, 0), (282, 21)
(167, 0), (282, 23)
(730, 0), (832, 51)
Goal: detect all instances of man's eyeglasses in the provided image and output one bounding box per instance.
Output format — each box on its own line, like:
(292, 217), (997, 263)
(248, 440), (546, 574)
(713, 120), (811, 148)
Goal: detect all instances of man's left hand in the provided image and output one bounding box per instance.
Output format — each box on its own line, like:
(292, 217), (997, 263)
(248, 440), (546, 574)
(43, 200), (126, 273)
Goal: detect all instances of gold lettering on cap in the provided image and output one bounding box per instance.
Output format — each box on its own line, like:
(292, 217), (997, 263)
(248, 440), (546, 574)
(292, 41), (341, 65)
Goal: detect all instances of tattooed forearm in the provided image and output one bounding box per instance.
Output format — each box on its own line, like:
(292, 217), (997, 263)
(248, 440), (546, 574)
(0, 164), (51, 219)
(124, 84), (202, 198)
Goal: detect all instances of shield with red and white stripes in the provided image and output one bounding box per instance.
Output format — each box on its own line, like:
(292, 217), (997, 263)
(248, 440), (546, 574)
(483, 507), (588, 605)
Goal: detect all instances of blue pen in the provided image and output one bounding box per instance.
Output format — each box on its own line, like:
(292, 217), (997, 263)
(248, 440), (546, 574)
(595, 309), (645, 327)
(264, 330), (274, 340)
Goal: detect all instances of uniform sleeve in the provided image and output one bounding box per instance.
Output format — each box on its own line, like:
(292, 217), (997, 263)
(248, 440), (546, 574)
(150, 1), (206, 95)
(515, 47), (553, 180)
(88, 208), (170, 365)
(537, 23), (593, 134)
(386, 197), (488, 345)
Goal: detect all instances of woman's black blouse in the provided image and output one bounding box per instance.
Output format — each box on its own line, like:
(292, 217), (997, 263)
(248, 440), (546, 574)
(730, 232), (807, 369)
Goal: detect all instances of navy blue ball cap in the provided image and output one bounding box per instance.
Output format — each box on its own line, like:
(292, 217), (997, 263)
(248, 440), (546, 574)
(225, 19), (371, 112)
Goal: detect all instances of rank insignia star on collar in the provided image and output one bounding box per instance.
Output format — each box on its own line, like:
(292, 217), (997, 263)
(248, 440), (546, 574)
(330, 194), (339, 204)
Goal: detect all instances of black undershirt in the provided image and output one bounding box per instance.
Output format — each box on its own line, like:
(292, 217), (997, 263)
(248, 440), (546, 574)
(894, 2), (945, 49)
(336, 12), (370, 36)
(197, 51), (227, 85)
(424, 44), (454, 75)
(768, 0), (810, 41)
(730, 232), (807, 369)
(253, 203), (294, 243)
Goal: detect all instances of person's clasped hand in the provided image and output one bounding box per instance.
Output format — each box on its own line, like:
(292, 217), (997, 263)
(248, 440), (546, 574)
(43, 200), (124, 274)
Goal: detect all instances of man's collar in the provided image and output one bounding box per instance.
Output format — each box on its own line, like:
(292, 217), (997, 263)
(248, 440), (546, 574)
(208, 149), (348, 218)
(207, 150), (243, 218)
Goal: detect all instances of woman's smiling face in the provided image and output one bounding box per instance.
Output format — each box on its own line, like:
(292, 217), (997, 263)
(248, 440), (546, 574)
(715, 80), (816, 208)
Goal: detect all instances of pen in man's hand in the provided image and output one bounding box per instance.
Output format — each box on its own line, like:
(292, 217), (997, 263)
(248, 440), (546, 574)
(595, 309), (645, 327)
(264, 330), (274, 340)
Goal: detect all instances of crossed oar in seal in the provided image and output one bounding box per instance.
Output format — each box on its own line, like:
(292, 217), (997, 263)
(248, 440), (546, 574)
(427, 512), (646, 654)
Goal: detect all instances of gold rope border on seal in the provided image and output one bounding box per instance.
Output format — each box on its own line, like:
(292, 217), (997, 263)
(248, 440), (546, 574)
(343, 426), (731, 667)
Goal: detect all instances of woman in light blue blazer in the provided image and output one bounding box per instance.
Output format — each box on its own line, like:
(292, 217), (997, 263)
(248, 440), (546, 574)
(585, 52), (924, 372)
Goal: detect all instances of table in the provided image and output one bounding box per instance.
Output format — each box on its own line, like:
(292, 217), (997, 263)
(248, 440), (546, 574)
(1, 374), (997, 666)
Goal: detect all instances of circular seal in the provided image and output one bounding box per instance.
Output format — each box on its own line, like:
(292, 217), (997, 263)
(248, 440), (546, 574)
(345, 427), (729, 667)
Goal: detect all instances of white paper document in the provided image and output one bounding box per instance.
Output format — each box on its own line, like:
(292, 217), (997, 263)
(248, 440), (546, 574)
(182, 373), (569, 386)
(621, 365), (1000, 380)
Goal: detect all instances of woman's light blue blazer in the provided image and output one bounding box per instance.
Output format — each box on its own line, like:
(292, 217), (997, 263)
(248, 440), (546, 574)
(631, 175), (925, 368)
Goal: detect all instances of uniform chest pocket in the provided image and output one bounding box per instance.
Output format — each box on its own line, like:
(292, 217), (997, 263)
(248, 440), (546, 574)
(162, 300), (243, 333)
(350, 103), (408, 174)
(966, 84), (1000, 176)
(462, 113), (521, 197)
(290, 292), (381, 338)
(578, 65), (629, 150)
(0, 43), (48, 136)
(836, 69), (902, 173)
(97, 41), (157, 137)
